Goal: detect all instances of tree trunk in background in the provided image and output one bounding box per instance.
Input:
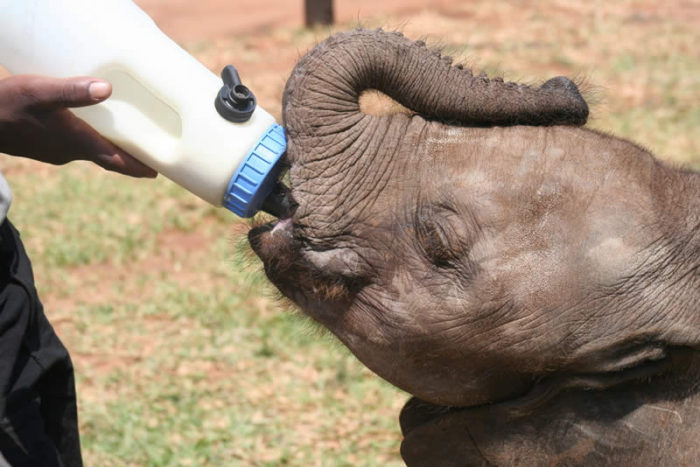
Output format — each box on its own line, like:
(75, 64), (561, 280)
(305, 0), (333, 26)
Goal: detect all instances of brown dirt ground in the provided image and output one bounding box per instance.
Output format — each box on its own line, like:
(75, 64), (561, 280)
(2, 0), (695, 369)
(137, 0), (461, 43)
(1, 0), (698, 463)
(4, 0), (697, 398)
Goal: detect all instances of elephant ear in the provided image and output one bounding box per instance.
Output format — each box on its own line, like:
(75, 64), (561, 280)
(400, 350), (700, 466)
(501, 338), (675, 416)
(283, 28), (589, 146)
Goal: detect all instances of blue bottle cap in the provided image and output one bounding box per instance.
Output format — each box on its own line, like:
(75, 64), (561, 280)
(223, 123), (287, 217)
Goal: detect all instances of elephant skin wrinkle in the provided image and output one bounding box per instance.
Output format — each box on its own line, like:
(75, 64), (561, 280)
(249, 28), (700, 465)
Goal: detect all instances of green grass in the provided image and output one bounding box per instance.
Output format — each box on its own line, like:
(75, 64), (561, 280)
(1, 0), (697, 465)
(3, 159), (406, 465)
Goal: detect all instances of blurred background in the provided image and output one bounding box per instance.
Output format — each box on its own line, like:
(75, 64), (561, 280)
(0, 0), (698, 465)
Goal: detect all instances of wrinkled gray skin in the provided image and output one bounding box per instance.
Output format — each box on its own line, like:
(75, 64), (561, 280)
(249, 29), (700, 465)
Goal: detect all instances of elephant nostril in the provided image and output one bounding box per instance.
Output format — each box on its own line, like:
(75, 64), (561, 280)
(540, 76), (586, 106)
(541, 76), (579, 94)
(539, 76), (589, 124)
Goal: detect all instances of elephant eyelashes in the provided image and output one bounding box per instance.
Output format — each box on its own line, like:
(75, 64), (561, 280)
(415, 215), (460, 267)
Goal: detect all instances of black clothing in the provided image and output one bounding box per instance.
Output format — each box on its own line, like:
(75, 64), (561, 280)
(0, 220), (82, 466)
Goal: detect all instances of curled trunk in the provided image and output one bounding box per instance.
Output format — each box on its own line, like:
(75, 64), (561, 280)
(283, 28), (588, 165)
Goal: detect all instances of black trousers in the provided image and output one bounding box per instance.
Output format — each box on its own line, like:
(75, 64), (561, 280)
(0, 220), (82, 466)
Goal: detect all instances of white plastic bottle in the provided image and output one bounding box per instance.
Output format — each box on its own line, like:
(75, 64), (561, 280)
(0, 0), (287, 217)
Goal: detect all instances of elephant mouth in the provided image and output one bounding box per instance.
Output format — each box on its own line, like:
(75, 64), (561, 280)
(249, 176), (298, 258)
(259, 178), (295, 219)
(248, 212), (296, 264)
(247, 180), (304, 297)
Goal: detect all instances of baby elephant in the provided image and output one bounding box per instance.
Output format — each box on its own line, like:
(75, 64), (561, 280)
(249, 29), (700, 465)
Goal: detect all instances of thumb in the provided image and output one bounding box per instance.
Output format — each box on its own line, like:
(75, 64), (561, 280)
(21, 75), (113, 109)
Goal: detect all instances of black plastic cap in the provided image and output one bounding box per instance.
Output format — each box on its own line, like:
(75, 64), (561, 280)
(215, 65), (257, 123)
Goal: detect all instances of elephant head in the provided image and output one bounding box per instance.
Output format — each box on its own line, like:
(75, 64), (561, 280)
(249, 28), (700, 419)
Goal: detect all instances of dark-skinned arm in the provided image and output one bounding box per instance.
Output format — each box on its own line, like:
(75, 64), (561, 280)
(0, 75), (156, 178)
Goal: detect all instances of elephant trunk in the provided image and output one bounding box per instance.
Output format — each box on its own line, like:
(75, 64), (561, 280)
(282, 28), (588, 165)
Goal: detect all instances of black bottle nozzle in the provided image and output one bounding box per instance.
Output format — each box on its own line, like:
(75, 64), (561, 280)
(215, 65), (257, 122)
(261, 181), (295, 219)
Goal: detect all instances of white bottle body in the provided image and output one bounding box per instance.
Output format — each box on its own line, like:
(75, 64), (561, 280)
(0, 0), (278, 208)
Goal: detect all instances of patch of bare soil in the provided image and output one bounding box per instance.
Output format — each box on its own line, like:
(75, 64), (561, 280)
(136, 0), (459, 43)
(45, 216), (243, 312)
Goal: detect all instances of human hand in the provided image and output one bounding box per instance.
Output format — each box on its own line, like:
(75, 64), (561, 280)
(0, 75), (156, 178)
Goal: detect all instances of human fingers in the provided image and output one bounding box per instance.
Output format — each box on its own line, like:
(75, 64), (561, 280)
(12, 75), (112, 109)
(93, 150), (159, 179)
(61, 112), (157, 178)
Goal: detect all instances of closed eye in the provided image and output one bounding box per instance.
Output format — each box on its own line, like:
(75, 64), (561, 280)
(416, 213), (461, 267)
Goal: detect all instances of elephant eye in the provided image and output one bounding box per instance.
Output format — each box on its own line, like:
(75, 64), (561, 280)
(416, 216), (459, 267)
